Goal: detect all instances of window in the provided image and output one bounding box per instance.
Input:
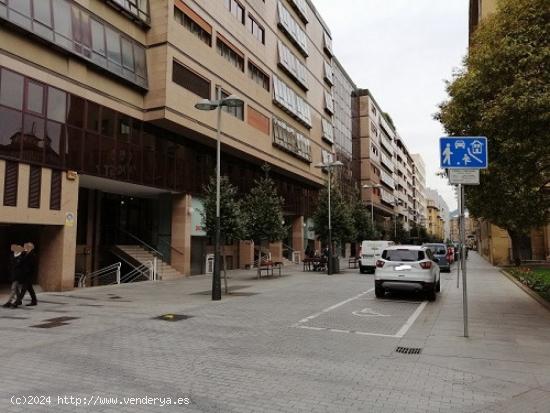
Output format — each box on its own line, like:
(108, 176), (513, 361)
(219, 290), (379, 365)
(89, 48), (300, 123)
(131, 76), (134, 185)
(324, 90), (334, 115)
(216, 37), (244, 72)
(272, 117), (311, 162)
(288, 0), (308, 24)
(174, 6), (211, 46)
(247, 15), (264, 44)
(219, 89), (243, 120)
(172, 61), (210, 99)
(105, 0), (150, 25)
(248, 61), (269, 91)
(224, 0), (244, 24)
(26, 81), (45, 115)
(272, 76), (311, 128)
(2, 0), (147, 88)
(322, 118), (333, 144)
(0, 69), (24, 110)
(323, 61), (333, 86)
(277, 40), (308, 90)
(277, 2), (308, 57)
(382, 249), (425, 262)
(323, 31), (333, 57)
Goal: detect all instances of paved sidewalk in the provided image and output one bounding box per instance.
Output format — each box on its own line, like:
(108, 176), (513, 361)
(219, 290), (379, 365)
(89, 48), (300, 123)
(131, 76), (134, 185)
(0, 253), (549, 412)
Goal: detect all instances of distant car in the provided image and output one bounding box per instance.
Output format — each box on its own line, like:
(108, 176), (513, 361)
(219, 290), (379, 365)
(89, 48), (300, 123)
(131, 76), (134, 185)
(374, 246), (441, 301)
(422, 243), (451, 272)
(359, 240), (395, 274)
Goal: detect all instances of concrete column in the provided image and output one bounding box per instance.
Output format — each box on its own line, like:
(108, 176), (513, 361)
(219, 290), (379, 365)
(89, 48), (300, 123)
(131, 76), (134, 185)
(171, 194), (192, 276)
(239, 240), (254, 269)
(291, 216), (304, 261)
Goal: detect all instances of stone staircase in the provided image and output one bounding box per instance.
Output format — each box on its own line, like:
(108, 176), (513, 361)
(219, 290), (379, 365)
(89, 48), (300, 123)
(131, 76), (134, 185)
(115, 245), (184, 281)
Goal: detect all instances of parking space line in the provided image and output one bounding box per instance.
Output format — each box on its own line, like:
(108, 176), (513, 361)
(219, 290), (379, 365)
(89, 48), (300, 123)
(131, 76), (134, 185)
(394, 301), (428, 338)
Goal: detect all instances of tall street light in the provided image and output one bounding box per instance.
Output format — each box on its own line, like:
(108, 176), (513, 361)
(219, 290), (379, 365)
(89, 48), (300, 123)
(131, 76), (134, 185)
(315, 159), (343, 275)
(195, 91), (244, 300)
(392, 198), (404, 241)
(362, 183), (382, 233)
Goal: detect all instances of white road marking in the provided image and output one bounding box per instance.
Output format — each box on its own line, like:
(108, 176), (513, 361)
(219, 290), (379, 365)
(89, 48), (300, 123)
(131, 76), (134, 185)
(394, 301), (428, 338)
(293, 288), (430, 339)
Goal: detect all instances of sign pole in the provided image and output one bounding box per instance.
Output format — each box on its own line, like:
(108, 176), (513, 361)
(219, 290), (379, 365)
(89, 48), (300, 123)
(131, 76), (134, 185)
(456, 185), (461, 289)
(460, 184), (469, 337)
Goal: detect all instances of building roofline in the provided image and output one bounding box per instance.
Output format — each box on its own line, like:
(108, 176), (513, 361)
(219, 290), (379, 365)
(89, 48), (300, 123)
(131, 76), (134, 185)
(333, 56), (357, 89)
(306, 0), (332, 37)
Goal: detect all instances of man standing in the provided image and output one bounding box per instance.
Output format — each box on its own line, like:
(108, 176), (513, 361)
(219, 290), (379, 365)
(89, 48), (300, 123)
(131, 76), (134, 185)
(16, 242), (38, 307)
(2, 244), (23, 308)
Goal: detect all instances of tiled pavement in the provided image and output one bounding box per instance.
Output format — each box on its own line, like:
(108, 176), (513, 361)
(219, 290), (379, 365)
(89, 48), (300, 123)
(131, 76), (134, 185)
(0, 253), (549, 412)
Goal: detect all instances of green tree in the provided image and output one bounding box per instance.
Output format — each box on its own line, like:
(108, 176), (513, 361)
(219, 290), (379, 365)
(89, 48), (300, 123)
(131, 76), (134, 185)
(436, 0), (550, 265)
(351, 196), (379, 242)
(241, 165), (287, 266)
(312, 185), (355, 250)
(201, 175), (244, 242)
(201, 175), (244, 293)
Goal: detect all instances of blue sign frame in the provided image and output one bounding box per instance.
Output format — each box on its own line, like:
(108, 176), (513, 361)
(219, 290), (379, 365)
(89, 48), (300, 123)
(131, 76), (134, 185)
(440, 137), (488, 169)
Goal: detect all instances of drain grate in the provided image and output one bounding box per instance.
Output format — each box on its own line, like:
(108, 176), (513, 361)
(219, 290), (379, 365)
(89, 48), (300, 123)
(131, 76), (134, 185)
(395, 346), (422, 355)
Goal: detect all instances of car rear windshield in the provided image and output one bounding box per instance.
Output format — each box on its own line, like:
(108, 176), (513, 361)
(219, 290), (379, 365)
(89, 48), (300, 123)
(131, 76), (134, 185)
(424, 245), (447, 255)
(382, 249), (425, 262)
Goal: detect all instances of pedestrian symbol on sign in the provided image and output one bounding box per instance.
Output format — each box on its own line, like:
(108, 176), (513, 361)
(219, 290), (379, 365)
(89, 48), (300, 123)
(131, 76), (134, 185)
(442, 143), (453, 166)
(462, 154), (471, 165)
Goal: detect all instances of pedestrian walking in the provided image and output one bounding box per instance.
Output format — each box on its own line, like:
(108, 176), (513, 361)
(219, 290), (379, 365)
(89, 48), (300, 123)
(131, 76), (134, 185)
(2, 244), (24, 308)
(16, 242), (38, 306)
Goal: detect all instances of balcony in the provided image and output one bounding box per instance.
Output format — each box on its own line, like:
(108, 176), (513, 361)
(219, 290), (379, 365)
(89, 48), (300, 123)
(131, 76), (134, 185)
(380, 169), (394, 188)
(380, 188), (395, 204)
(380, 152), (394, 171)
(379, 133), (393, 153)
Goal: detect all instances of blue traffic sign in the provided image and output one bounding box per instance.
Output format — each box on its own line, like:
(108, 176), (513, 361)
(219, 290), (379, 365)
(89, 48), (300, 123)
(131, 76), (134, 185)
(440, 137), (488, 169)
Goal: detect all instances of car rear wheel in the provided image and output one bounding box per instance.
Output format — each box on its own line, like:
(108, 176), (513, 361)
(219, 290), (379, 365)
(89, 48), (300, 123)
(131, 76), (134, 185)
(375, 285), (385, 298)
(435, 279), (441, 292)
(359, 266), (366, 274)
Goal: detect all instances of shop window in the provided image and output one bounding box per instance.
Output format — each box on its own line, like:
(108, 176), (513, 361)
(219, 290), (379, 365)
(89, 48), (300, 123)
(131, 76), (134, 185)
(22, 114), (45, 163)
(26, 81), (45, 115)
(45, 121), (64, 167)
(47, 87), (67, 123)
(66, 127), (83, 170)
(0, 107), (22, 159)
(86, 101), (100, 132)
(67, 94), (85, 128)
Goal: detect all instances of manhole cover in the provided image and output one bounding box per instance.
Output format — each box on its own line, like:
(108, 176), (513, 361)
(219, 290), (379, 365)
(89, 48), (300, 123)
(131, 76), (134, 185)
(395, 346), (422, 355)
(155, 314), (192, 322)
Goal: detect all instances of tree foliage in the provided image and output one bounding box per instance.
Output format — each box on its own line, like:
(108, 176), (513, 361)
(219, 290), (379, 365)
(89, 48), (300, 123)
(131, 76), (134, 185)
(312, 184), (355, 246)
(241, 166), (287, 243)
(351, 195), (379, 241)
(436, 0), (550, 263)
(200, 175), (244, 242)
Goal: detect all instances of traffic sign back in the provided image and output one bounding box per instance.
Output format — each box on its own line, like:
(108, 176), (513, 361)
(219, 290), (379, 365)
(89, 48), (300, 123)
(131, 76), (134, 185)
(440, 137), (488, 169)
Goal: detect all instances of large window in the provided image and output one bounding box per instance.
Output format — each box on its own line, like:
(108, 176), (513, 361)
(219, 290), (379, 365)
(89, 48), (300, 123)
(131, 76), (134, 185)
(174, 6), (212, 46)
(277, 40), (308, 90)
(172, 61), (211, 99)
(272, 117), (311, 163)
(248, 61), (269, 92)
(105, 0), (150, 25)
(246, 14), (264, 44)
(1, 0), (147, 89)
(216, 37), (244, 72)
(224, 0), (244, 24)
(273, 76), (311, 128)
(277, 2), (308, 57)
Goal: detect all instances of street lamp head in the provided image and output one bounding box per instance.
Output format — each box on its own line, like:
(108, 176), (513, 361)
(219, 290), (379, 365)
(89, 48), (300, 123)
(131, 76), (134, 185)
(315, 160), (344, 169)
(220, 94), (244, 107)
(363, 183), (382, 189)
(194, 99), (218, 111)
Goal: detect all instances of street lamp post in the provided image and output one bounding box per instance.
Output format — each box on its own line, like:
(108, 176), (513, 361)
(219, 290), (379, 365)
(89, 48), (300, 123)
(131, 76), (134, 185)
(362, 183), (382, 233)
(315, 160), (343, 275)
(195, 91), (244, 301)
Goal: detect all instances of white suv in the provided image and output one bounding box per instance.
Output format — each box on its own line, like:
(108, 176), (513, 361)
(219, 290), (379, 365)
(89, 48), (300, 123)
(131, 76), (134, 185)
(374, 246), (440, 301)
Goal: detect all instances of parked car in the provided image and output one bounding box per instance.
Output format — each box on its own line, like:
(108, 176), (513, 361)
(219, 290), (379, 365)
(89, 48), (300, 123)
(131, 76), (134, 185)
(422, 243), (451, 272)
(359, 240), (395, 274)
(374, 246), (441, 301)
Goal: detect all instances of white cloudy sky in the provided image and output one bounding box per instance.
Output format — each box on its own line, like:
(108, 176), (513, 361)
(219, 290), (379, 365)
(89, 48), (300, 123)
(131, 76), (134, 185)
(313, 0), (468, 211)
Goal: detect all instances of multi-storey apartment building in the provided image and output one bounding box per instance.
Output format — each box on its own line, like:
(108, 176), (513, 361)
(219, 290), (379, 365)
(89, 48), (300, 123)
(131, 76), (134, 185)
(0, 0), (339, 290)
(411, 153), (427, 227)
(352, 88), (426, 237)
(426, 187), (449, 241)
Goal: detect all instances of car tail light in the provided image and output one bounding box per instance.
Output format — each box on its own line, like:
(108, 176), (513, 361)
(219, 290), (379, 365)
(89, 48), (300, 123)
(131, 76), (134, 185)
(420, 261), (432, 269)
(376, 260), (385, 268)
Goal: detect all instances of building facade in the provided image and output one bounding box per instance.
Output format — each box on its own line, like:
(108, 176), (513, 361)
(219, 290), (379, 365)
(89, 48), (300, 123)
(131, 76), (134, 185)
(352, 88), (426, 239)
(412, 153), (427, 227)
(425, 187), (449, 241)
(0, 0), (341, 290)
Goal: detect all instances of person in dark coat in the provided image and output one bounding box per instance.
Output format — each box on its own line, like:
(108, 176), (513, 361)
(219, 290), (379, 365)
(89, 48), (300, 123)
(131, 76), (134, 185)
(2, 244), (23, 308)
(15, 242), (38, 307)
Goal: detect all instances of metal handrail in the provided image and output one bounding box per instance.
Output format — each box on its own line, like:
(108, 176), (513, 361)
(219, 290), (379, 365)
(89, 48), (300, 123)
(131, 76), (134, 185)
(120, 261), (152, 283)
(157, 238), (185, 256)
(117, 227), (164, 260)
(78, 262), (121, 287)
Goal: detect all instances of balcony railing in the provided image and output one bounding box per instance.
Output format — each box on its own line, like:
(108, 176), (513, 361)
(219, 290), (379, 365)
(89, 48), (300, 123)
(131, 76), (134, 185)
(380, 170), (394, 188)
(380, 152), (393, 171)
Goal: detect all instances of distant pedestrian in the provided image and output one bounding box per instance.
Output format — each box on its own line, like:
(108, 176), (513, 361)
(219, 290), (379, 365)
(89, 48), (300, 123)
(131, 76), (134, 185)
(2, 244), (23, 308)
(16, 242), (38, 307)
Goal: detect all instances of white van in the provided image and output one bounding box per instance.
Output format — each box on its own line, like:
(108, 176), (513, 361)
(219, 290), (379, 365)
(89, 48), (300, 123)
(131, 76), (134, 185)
(359, 240), (395, 274)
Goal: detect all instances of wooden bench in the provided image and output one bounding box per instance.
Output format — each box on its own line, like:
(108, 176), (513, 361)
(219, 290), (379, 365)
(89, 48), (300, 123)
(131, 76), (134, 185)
(303, 257), (327, 272)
